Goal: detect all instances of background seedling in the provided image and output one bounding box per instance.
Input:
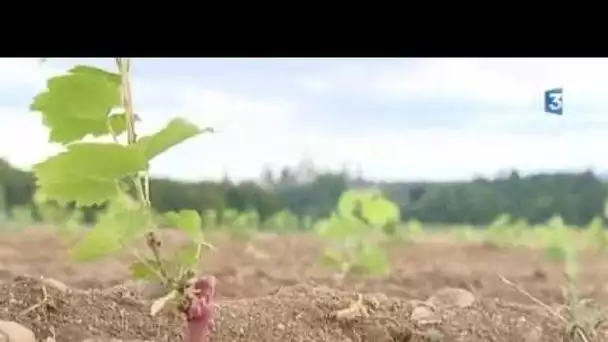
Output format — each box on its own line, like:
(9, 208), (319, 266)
(315, 189), (399, 278)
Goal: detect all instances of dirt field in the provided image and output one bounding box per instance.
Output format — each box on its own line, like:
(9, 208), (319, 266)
(1, 228), (608, 341)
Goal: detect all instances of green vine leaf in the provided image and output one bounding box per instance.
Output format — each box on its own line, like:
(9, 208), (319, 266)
(337, 189), (369, 219)
(319, 248), (345, 268)
(69, 223), (123, 261)
(134, 118), (210, 161)
(169, 242), (200, 269)
(108, 113), (128, 136)
(351, 244), (390, 275)
(363, 196), (400, 227)
(164, 209), (202, 242)
(315, 214), (366, 241)
(70, 198), (149, 261)
(30, 65), (121, 144)
(336, 189), (399, 227)
(129, 258), (161, 280)
(33, 143), (148, 206)
(131, 242), (200, 282)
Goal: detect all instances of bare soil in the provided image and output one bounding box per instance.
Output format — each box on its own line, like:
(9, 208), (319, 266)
(1, 228), (608, 341)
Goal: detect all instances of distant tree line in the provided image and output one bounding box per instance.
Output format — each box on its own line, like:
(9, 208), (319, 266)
(385, 170), (607, 226)
(0, 158), (606, 227)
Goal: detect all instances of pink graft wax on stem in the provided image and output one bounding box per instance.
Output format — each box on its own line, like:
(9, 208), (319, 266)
(184, 276), (217, 342)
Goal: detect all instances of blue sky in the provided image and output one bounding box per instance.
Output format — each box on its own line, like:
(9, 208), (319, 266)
(0, 58), (606, 182)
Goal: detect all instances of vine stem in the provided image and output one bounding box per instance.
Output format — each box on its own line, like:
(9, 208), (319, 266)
(115, 58), (148, 206)
(115, 57), (169, 284)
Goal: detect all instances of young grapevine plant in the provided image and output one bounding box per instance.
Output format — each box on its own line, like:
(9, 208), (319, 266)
(315, 189), (399, 277)
(30, 58), (215, 342)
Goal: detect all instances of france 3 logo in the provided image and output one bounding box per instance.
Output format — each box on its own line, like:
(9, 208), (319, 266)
(544, 88), (563, 115)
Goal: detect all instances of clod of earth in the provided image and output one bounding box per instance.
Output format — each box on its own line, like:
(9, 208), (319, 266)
(409, 287), (475, 327)
(0, 320), (36, 342)
(410, 305), (440, 325)
(425, 288), (476, 309)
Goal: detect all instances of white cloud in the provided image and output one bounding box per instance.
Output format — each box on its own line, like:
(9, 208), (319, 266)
(0, 107), (61, 169)
(373, 58), (608, 111)
(288, 58), (608, 180)
(317, 127), (604, 181)
(1, 58), (608, 182)
(0, 58), (64, 89)
(140, 88), (308, 180)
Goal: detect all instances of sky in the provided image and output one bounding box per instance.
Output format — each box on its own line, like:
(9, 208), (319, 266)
(0, 57), (606, 182)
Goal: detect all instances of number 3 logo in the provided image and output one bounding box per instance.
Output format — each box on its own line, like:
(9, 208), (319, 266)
(544, 88), (563, 115)
(548, 93), (563, 110)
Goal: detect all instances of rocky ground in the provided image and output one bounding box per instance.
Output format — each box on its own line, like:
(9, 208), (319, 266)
(0, 228), (607, 341)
